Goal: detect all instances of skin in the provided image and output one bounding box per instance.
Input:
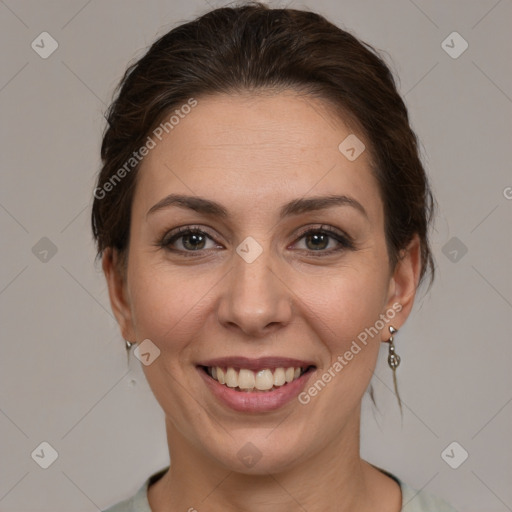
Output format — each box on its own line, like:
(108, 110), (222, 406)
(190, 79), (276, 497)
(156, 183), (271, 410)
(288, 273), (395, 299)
(103, 90), (421, 512)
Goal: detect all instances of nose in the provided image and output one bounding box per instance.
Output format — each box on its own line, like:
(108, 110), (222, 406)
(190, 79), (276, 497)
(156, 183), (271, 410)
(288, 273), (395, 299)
(216, 242), (293, 339)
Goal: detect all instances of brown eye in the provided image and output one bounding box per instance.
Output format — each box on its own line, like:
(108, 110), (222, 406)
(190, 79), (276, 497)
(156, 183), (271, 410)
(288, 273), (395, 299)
(304, 232), (330, 251)
(180, 232), (207, 250)
(162, 227), (217, 252)
(294, 226), (355, 255)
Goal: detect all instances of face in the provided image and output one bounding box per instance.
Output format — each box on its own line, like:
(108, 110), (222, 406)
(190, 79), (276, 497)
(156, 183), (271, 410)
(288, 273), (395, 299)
(104, 91), (420, 474)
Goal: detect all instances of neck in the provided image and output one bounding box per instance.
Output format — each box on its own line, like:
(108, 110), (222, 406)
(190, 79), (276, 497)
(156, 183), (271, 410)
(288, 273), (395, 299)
(148, 407), (391, 512)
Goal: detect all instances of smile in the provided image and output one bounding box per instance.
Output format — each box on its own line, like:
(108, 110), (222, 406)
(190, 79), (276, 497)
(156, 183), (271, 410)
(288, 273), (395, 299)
(196, 356), (317, 412)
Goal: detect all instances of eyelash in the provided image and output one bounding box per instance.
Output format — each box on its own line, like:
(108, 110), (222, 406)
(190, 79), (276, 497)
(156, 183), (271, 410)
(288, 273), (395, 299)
(157, 224), (355, 257)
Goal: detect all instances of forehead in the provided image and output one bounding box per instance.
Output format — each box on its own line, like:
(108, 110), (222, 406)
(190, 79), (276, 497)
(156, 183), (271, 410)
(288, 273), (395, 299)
(133, 91), (381, 222)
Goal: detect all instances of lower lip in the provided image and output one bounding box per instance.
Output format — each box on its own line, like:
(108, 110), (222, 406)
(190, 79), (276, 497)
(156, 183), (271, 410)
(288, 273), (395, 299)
(197, 367), (315, 413)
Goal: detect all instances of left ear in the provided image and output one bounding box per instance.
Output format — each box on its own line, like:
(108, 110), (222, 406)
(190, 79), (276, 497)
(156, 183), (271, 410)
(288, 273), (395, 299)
(382, 234), (422, 340)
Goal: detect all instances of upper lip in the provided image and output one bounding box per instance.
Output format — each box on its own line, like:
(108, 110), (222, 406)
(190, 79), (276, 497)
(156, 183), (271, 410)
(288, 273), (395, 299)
(197, 356), (316, 372)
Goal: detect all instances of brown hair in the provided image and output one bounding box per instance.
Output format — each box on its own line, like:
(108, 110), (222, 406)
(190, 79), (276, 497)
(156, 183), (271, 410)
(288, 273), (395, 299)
(92, 1), (435, 290)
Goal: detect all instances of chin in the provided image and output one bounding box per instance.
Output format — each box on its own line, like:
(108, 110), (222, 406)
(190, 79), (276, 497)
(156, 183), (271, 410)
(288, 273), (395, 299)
(200, 426), (315, 475)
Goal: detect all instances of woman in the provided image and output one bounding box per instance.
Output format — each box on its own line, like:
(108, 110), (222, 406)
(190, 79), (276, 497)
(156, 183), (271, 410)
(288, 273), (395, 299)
(94, 3), (457, 511)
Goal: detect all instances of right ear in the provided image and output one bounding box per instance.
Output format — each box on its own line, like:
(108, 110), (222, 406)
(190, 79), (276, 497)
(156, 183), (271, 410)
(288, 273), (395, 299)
(102, 248), (136, 342)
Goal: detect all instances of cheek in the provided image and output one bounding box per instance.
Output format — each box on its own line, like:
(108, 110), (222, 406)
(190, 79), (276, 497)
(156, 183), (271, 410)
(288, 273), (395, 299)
(298, 265), (388, 343)
(127, 259), (218, 354)
(286, 270), (387, 427)
(126, 263), (213, 413)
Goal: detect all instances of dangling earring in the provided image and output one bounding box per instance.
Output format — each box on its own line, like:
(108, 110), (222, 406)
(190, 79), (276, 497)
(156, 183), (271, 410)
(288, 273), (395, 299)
(386, 326), (403, 414)
(125, 340), (134, 366)
(387, 326), (401, 370)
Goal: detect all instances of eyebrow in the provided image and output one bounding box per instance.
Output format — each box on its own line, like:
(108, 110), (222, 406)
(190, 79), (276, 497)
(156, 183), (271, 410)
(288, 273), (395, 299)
(146, 193), (368, 220)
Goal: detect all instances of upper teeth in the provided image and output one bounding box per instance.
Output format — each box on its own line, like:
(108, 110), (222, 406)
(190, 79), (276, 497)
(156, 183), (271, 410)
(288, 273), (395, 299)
(208, 366), (304, 391)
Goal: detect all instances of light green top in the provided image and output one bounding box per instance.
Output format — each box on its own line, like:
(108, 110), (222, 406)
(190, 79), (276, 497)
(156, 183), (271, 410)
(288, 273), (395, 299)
(103, 465), (458, 512)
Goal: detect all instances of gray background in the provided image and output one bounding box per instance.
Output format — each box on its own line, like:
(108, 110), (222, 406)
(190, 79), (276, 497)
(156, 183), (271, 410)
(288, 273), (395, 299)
(1, 0), (511, 511)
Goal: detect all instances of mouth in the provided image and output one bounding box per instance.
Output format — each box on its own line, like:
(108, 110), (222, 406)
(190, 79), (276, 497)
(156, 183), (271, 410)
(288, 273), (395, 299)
(196, 357), (317, 412)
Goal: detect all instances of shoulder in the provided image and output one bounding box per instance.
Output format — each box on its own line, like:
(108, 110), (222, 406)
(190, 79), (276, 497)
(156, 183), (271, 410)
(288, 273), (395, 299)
(102, 467), (168, 512)
(101, 481), (148, 512)
(372, 464), (458, 512)
(399, 479), (459, 512)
